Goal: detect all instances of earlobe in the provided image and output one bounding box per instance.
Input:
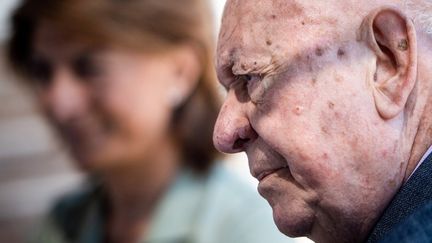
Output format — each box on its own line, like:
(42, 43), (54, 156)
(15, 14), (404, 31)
(360, 7), (418, 119)
(168, 45), (201, 108)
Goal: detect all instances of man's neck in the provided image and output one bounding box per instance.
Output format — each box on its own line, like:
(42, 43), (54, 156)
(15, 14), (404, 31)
(103, 139), (180, 243)
(402, 36), (432, 182)
(408, 144), (432, 180)
(404, 83), (432, 182)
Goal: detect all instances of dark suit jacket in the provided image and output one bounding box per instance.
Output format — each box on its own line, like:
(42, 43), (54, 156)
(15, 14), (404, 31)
(366, 152), (432, 243)
(380, 202), (432, 243)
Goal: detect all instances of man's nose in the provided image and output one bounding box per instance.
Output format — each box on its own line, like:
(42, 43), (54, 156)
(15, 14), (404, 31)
(42, 68), (90, 123)
(213, 92), (258, 153)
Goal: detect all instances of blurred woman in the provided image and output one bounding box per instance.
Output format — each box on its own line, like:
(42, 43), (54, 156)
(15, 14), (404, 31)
(7, 0), (291, 243)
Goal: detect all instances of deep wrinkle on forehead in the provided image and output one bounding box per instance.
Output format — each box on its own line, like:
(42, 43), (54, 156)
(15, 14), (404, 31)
(217, 39), (355, 93)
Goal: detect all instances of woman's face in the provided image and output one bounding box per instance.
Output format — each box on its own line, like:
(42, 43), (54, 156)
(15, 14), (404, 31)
(31, 23), (191, 172)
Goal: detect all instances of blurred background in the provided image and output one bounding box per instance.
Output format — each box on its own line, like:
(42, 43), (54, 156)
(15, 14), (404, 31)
(0, 1), (311, 242)
(0, 0), (81, 241)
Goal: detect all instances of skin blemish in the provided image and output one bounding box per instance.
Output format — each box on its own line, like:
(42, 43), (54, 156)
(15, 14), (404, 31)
(321, 126), (329, 134)
(271, 14), (277, 19)
(241, 63), (247, 70)
(388, 179), (397, 189)
(399, 161), (405, 174)
(311, 78), (317, 85)
(315, 47), (324, 57)
(328, 101), (335, 109)
(293, 106), (304, 116)
(266, 39), (273, 46)
(337, 48), (345, 58)
(322, 153), (329, 159)
(301, 21), (305, 25)
(397, 39), (408, 51)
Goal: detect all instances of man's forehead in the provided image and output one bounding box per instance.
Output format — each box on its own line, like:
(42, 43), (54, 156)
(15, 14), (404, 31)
(216, 0), (373, 70)
(217, 1), (346, 74)
(222, 0), (306, 18)
(219, 0), (308, 46)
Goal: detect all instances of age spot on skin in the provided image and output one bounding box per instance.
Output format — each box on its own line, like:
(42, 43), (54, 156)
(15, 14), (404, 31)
(334, 74), (343, 83)
(322, 153), (329, 159)
(337, 48), (345, 58)
(321, 126), (329, 134)
(315, 47), (324, 57)
(328, 101), (335, 109)
(398, 39), (408, 51)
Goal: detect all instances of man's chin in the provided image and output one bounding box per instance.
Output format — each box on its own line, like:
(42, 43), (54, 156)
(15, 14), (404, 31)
(271, 203), (314, 238)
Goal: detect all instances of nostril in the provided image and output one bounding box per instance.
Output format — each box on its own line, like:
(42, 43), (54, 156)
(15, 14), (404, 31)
(233, 138), (250, 150)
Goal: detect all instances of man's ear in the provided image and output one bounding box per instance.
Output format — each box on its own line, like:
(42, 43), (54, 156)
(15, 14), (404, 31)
(360, 7), (418, 119)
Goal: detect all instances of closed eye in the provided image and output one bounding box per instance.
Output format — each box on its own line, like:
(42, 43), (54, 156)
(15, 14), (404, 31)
(234, 73), (262, 84)
(233, 73), (266, 104)
(235, 74), (253, 82)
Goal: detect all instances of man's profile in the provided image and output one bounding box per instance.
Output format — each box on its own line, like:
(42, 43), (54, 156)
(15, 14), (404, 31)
(212, 0), (432, 242)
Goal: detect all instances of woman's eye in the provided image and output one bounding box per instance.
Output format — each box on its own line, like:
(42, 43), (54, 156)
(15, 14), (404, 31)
(234, 74), (266, 103)
(73, 54), (102, 80)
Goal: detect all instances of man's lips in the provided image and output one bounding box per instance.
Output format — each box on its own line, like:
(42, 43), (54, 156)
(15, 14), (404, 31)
(256, 166), (290, 181)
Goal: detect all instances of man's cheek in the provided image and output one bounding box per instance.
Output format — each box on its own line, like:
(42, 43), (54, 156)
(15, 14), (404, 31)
(289, 150), (339, 187)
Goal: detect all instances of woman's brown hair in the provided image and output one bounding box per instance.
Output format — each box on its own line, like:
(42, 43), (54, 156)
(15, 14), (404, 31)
(7, 0), (222, 172)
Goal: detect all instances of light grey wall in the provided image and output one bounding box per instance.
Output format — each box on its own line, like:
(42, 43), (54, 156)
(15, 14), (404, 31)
(0, 0), (21, 41)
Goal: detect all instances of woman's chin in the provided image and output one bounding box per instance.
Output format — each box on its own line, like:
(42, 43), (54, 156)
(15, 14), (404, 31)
(71, 149), (109, 172)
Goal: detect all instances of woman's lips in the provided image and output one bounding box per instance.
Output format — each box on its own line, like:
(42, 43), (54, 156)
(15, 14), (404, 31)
(256, 166), (289, 181)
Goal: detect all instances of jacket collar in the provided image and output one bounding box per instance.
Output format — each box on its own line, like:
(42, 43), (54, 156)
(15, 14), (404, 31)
(367, 151), (432, 242)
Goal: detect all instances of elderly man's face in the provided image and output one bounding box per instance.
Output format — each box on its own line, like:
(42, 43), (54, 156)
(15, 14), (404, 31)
(214, 0), (407, 241)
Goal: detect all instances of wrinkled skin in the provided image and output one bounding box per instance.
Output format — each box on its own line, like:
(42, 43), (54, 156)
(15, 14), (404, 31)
(213, 0), (432, 242)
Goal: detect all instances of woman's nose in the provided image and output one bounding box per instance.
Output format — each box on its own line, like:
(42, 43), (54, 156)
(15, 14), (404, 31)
(42, 68), (90, 123)
(213, 93), (257, 153)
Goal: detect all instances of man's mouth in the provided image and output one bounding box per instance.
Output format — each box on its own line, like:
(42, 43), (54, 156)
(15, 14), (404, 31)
(256, 165), (290, 182)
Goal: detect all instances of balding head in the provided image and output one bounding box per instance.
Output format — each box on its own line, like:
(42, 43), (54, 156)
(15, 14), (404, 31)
(213, 0), (432, 242)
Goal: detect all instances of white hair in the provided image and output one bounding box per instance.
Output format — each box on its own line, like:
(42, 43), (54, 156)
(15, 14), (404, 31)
(405, 0), (432, 34)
